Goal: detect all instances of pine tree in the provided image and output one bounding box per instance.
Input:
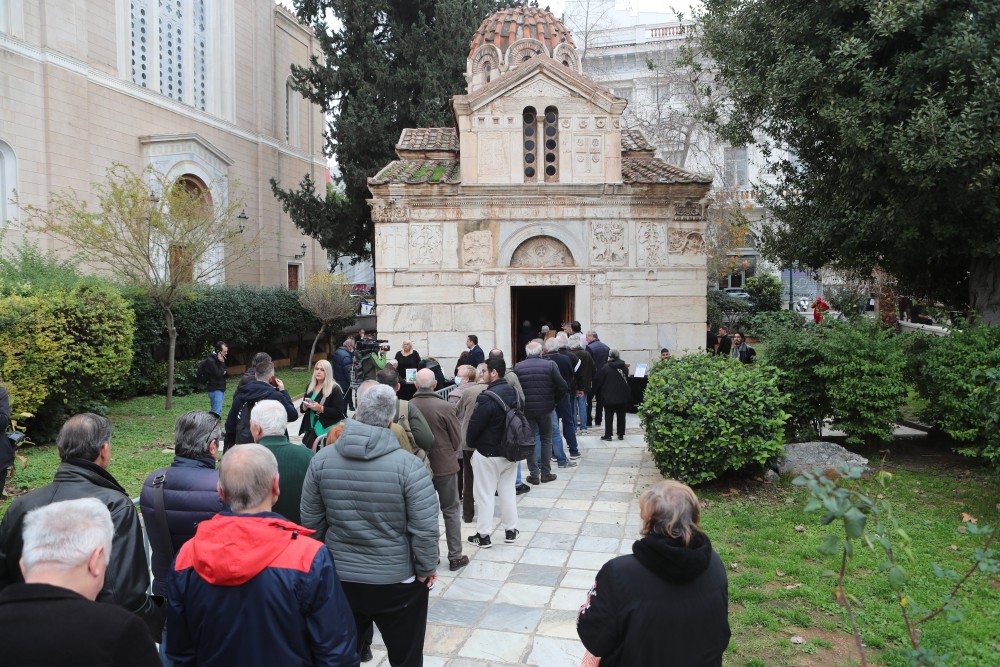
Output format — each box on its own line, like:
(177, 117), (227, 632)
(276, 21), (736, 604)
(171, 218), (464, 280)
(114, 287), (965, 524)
(273, 0), (508, 261)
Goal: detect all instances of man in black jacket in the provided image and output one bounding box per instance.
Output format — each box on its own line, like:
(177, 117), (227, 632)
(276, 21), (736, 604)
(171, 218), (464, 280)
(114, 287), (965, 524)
(198, 342), (227, 415)
(465, 357), (520, 548)
(0, 413), (164, 640)
(224, 360), (296, 449)
(514, 340), (567, 485)
(0, 497), (160, 667)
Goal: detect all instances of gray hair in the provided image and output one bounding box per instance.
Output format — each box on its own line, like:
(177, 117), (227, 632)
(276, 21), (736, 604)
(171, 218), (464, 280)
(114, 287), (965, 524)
(219, 444), (278, 513)
(640, 480), (702, 546)
(414, 368), (436, 389)
(555, 331), (568, 345)
(568, 334), (584, 350)
(174, 411), (221, 459)
(608, 348), (621, 360)
(57, 413), (112, 462)
(343, 338), (355, 349)
(525, 341), (543, 358)
(354, 384), (396, 428)
(250, 400), (289, 438)
(476, 362), (489, 382)
(357, 379), (379, 398)
(544, 337), (560, 352)
(586, 330), (598, 338)
(255, 360), (275, 382)
(21, 498), (113, 574)
(540, 325), (549, 333)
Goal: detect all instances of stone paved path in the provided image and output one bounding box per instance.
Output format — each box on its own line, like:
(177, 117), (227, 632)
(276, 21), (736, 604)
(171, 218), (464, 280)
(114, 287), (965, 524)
(365, 412), (659, 666)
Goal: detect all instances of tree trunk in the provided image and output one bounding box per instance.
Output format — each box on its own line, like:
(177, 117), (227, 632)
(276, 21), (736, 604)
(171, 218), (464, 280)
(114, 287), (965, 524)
(970, 256), (1000, 326)
(164, 307), (177, 410)
(307, 323), (326, 368)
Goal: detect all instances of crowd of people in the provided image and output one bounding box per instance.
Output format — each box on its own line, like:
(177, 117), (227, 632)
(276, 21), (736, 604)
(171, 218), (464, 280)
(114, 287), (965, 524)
(706, 323), (756, 364)
(0, 327), (731, 666)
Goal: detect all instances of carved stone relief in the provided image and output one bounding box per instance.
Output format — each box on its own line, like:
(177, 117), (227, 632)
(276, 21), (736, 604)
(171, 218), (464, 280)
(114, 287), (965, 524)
(371, 201), (409, 223)
(462, 230), (493, 267)
(510, 236), (574, 267)
(478, 134), (509, 179)
(637, 222), (668, 266)
(591, 222), (627, 265)
(409, 224), (443, 265)
(668, 230), (706, 255)
(674, 201), (705, 221)
(375, 225), (409, 267)
(573, 135), (603, 175)
(480, 272), (605, 287)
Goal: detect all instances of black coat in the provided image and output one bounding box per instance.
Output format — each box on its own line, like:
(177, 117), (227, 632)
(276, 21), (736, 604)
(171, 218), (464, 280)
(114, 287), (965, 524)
(587, 338), (611, 369)
(577, 532), (730, 667)
(569, 348), (596, 394)
(201, 354), (227, 392)
(545, 350), (576, 395)
(0, 459), (164, 639)
(592, 359), (631, 407)
(139, 456), (225, 596)
(513, 357), (568, 417)
(224, 380), (297, 449)
(465, 379), (518, 457)
(0, 583), (160, 667)
(298, 384), (347, 449)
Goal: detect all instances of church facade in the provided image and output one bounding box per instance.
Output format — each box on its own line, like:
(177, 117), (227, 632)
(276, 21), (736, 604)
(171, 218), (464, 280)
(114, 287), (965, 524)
(368, 6), (711, 370)
(0, 0), (327, 287)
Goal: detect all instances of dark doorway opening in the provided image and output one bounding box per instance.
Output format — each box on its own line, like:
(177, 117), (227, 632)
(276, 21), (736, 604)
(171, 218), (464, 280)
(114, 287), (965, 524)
(511, 286), (575, 362)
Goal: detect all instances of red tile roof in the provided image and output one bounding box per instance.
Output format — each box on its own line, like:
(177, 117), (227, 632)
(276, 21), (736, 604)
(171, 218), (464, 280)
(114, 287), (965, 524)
(470, 6), (574, 56)
(370, 160), (461, 185)
(622, 157), (712, 184)
(397, 128), (459, 153)
(621, 129), (655, 152)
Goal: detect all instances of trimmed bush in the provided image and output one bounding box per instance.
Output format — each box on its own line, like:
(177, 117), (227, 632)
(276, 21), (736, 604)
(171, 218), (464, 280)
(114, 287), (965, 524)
(910, 324), (1000, 457)
(639, 354), (788, 485)
(0, 284), (135, 434)
(756, 315), (828, 440)
(815, 320), (907, 444)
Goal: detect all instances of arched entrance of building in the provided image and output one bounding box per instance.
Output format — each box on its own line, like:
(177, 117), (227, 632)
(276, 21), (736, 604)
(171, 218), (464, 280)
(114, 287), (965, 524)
(511, 286), (575, 361)
(507, 235), (576, 361)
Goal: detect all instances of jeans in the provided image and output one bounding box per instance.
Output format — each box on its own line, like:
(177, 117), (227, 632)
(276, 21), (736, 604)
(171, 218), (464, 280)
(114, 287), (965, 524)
(574, 393), (588, 432)
(207, 390), (224, 415)
(555, 397), (580, 456)
(160, 625), (172, 666)
(527, 414), (553, 476)
(539, 411), (567, 465)
(516, 462), (522, 485)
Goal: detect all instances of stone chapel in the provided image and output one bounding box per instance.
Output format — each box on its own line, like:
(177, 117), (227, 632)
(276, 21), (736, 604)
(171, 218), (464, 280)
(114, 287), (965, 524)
(367, 6), (711, 370)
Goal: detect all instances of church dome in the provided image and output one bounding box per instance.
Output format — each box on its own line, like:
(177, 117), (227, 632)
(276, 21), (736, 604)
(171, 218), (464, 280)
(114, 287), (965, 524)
(469, 6), (575, 57)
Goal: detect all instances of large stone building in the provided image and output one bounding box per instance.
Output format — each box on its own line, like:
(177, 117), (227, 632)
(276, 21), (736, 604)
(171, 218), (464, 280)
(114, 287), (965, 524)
(0, 0), (327, 287)
(368, 6), (711, 371)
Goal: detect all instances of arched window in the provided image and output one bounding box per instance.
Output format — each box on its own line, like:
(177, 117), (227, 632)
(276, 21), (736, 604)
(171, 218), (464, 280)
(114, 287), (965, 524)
(0, 139), (15, 226)
(522, 107), (537, 182)
(543, 106), (559, 182)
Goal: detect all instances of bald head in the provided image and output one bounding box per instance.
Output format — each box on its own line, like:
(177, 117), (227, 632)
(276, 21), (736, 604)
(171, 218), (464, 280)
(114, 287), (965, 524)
(415, 368), (437, 390)
(219, 444), (279, 513)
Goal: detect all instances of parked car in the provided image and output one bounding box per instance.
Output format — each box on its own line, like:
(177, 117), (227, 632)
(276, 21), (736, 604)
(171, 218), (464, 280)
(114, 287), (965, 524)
(723, 288), (751, 301)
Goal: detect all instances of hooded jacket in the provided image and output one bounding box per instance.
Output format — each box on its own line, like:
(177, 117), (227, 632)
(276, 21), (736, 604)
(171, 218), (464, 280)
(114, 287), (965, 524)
(299, 419), (440, 585)
(166, 512), (357, 667)
(577, 531), (730, 666)
(0, 459), (163, 638)
(223, 380), (297, 449)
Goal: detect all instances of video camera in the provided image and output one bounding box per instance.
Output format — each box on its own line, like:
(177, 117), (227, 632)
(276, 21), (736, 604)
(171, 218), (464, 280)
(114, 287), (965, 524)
(357, 338), (389, 355)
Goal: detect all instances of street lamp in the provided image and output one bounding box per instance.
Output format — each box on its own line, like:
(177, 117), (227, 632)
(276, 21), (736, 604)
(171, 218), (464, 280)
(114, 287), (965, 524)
(294, 243), (307, 259)
(236, 208), (248, 233)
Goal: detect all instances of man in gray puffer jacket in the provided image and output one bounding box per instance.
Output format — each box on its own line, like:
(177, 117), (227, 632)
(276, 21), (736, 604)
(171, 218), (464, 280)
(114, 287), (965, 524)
(300, 384), (439, 666)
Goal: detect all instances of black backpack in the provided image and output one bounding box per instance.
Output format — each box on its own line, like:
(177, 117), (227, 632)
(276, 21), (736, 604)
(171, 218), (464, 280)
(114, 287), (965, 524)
(482, 390), (535, 462)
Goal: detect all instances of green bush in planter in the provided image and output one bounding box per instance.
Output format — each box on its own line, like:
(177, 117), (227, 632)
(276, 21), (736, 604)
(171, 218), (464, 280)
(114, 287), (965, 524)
(639, 354), (789, 484)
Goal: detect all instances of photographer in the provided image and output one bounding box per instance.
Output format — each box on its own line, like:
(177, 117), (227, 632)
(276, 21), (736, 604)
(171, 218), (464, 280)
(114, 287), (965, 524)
(360, 341), (391, 382)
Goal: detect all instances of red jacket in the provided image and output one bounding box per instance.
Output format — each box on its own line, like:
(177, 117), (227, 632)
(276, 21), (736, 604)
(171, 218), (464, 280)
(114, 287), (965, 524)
(167, 512), (358, 666)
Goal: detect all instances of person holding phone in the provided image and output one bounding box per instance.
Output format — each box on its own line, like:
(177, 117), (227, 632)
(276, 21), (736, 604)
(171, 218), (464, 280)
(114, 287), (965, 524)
(299, 360), (346, 451)
(196, 342), (228, 415)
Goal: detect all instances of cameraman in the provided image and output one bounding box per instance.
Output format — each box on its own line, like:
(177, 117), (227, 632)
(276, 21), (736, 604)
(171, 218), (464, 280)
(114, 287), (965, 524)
(332, 338), (356, 411)
(360, 341), (390, 381)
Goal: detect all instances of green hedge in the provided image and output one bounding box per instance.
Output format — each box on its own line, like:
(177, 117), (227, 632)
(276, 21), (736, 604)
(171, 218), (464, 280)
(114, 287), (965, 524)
(909, 324), (1000, 462)
(639, 354), (788, 484)
(759, 318), (907, 444)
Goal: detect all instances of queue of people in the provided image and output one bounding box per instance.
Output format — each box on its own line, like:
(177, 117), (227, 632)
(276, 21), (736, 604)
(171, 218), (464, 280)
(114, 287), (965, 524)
(0, 331), (731, 667)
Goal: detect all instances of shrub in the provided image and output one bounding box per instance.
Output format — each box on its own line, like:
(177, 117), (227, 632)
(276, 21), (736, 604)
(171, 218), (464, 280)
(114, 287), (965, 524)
(0, 284), (135, 436)
(815, 320), (907, 444)
(708, 289), (752, 332)
(639, 354), (788, 484)
(745, 274), (783, 313)
(910, 324), (1000, 456)
(757, 317), (829, 440)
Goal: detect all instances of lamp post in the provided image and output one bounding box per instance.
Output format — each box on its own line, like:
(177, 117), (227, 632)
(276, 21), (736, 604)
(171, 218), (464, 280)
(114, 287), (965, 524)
(236, 208), (248, 233)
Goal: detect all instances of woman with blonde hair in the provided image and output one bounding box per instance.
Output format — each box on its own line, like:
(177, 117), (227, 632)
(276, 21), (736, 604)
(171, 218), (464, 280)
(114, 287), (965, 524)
(577, 480), (730, 666)
(298, 359), (346, 451)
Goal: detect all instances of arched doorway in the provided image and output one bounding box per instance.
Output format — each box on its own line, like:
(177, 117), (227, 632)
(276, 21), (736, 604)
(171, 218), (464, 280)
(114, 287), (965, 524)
(509, 236), (576, 360)
(168, 174), (214, 284)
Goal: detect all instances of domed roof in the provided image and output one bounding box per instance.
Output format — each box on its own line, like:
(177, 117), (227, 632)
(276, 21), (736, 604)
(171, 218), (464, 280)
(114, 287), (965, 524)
(469, 6), (575, 57)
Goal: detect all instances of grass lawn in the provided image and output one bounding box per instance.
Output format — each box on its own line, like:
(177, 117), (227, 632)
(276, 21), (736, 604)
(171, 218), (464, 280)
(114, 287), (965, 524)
(701, 444), (999, 666)
(2, 367), (316, 509)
